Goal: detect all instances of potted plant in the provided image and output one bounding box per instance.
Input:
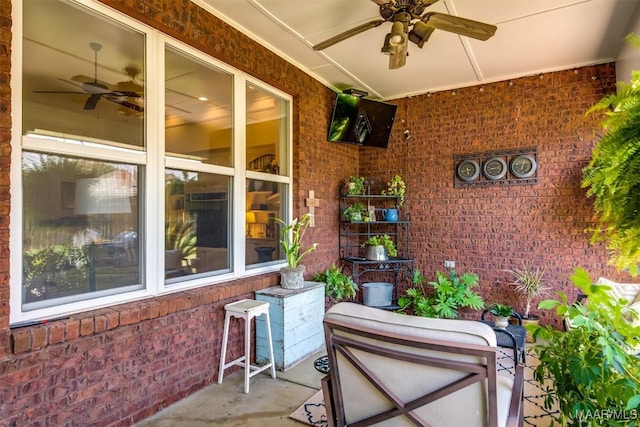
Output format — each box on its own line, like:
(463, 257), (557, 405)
(381, 174), (405, 208)
(398, 268), (485, 319)
(343, 202), (367, 222)
(347, 176), (366, 195)
(582, 37), (640, 275)
(274, 214), (318, 289)
(507, 262), (550, 341)
(488, 303), (513, 328)
(361, 234), (397, 260)
(530, 268), (640, 425)
(313, 263), (358, 302)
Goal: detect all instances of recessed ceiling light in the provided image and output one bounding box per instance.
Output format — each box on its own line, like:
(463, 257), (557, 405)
(198, 96), (208, 101)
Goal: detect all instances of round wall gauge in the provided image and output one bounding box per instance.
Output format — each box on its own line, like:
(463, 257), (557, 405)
(457, 159), (480, 182)
(483, 157), (507, 180)
(510, 154), (537, 178)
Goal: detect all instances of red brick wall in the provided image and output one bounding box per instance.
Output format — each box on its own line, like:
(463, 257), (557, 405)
(0, 0), (12, 359)
(361, 65), (629, 326)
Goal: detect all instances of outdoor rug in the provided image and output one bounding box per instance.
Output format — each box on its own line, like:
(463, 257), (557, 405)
(289, 348), (558, 426)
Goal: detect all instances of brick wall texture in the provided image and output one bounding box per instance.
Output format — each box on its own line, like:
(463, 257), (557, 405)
(361, 66), (625, 325)
(0, 0), (633, 425)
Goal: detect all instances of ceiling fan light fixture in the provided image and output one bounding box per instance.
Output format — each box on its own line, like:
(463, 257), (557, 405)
(408, 21), (435, 48)
(381, 33), (397, 55)
(389, 21), (406, 46)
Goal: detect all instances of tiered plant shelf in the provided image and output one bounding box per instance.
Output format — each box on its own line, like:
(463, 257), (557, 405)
(339, 183), (413, 309)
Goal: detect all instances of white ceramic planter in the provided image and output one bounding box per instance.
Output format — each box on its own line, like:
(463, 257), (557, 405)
(280, 265), (305, 289)
(495, 316), (509, 329)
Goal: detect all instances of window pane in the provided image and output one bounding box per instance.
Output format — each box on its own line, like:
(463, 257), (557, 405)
(245, 180), (286, 267)
(165, 171), (231, 281)
(23, 0), (145, 147)
(165, 46), (233, 166)
(22, 153), (141, 309)
(246, 85), (289, 176)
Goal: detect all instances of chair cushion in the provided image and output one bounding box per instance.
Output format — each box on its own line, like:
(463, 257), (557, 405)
(596, 277), (640, 306)
(325, 302), (497, 347)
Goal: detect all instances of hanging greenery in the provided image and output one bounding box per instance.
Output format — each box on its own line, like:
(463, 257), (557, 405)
(582, 35), (640, 276)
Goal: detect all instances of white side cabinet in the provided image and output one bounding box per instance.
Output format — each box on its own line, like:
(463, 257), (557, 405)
(255, 281), (325, 370)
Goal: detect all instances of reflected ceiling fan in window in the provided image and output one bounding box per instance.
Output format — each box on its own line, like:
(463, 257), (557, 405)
(113, 66), (145, 116)
(33, 42), (144, 112)
(313, 0), (497, 69)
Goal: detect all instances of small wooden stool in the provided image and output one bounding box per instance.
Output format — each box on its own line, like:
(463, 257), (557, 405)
(218, 299), (276, 393)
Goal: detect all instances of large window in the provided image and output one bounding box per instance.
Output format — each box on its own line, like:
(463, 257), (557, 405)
(164, 47), (234, 282)
(245, 84), (290, 267)
(13, 0), (292, 323)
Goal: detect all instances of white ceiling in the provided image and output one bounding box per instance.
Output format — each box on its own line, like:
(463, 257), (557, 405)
(195, 0), (640, 100)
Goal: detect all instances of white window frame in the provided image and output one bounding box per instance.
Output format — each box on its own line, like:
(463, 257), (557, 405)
(9, 0), (292, 325)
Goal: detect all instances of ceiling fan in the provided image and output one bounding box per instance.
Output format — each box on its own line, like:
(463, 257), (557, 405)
(313, 0), (497, 69)
(34, 42), (144, 112)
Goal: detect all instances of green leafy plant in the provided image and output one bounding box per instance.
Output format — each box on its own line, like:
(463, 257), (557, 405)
(489, 303), (513, 317)
(530, 268), (640, 426)
(582, 35), (640, 276)
(274, 214), (318, 268)
(382, 174), (405, 208)
(343, 202), (367, 222)
(361, 234), (397, 257)
(313, 263), (358, 301)
(165, 219), (197, 258)
(24, 244), (89, 289)
(347, 176), (366, 195)
(507, 262), (550, 318)
(398, 269), (485, 319)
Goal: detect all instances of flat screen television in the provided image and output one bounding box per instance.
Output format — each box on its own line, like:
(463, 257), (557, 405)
(327, 93), (397, 148)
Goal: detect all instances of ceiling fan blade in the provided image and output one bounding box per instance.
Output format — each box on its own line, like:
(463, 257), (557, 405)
(72, 74), (112, 88)
(83, 94), (101, 110)
(313, 19), (385, 50)
(104, 94), (144, 112)
(110, 90), (142, 98)
(423, 12), (496, 41)
(58, 78), (88, 92)
(388, 38), (408, 69)
(33, 90), (85, 94)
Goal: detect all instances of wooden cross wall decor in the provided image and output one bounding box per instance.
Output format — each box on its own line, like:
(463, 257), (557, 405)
(305, 190), (320, 227)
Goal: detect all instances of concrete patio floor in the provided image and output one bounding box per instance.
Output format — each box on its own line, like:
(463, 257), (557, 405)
(134, 351), (326, 426)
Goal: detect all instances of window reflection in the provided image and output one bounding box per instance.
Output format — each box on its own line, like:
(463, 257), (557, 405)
(23, 0), (145, 147)
(165, 170), (231, 280)
(22, 153), (141, 308)
(246, 85), (289, 176)
(165, 46), (233, 166)
(245, 180), (285, 266)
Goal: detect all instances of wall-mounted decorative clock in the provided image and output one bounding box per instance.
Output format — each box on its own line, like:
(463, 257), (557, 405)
(454, 147), (538, 188)
(482, 157), (507, 180)
(457, 159), (480, 182)
(510, 154), (537, 178)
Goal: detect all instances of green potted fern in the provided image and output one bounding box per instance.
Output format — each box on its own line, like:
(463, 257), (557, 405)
(582, 35), (640, 276)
